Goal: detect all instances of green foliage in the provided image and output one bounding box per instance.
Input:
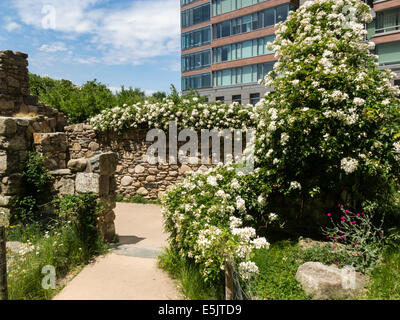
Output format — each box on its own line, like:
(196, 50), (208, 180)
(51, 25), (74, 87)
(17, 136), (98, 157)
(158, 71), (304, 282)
(29, 74), (168, 124)
(254, 0), (400, 231)
(162, 164), (269, 283)
(6, 219), (108, 300)
(10, 152), (53, 225)
(158, 248), (224, 300)
(54, 193), (104, 262)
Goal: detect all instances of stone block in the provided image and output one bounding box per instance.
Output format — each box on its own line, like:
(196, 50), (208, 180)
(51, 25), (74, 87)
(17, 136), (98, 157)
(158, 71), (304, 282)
(90, 152), (117, 175)
(75, 173), (109, 196)
(67, 159), (88, 172)
(53, 177), (75, 195)
(0, 99), (14, 111)
(0, 117), (17, 136)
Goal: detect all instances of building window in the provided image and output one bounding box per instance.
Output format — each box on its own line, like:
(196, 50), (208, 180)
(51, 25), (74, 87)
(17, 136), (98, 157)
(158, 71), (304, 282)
(232, 95), (242, 104)
(376, 8), (400, 34)
(212, 35), (275, 64)
(182, 73), (212, 91)
(250, 93), (260, 105)
(182, 27), (211, 50)
(181, 3), (211, 29)
(182, 50), (211, 72)
(212, 4), (292, 40)
(213, 62), (274, 87)
(376, 41), (400, 66)
(212, 0), (268, 17)
(181, 0), (202, 7)
(216, 96), (225, 103)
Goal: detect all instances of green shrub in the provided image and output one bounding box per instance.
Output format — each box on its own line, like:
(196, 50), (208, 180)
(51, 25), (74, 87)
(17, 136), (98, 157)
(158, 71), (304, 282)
(162, 164), (270, 283)
(54, 193), (105, 262)
(253, 0), (400, 232)
(9, 152), (53, 225)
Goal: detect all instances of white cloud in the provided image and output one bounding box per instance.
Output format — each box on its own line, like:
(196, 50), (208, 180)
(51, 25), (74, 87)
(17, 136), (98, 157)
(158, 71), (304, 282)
(39, 42), (68, 53)
(5, 21), (21, 32)
(12, 0), (181, 66)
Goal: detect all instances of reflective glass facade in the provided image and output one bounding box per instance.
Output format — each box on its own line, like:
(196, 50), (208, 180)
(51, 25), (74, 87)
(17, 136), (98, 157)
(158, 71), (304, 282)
(181, 3), (211, 29)
(212, 34), (275, 63)
(212, 62), (274, 86)
(182, 50), (211, 72)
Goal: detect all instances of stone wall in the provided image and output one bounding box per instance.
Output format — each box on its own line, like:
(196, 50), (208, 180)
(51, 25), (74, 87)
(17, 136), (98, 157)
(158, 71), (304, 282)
(0, 50), (116, 241)
(0, 50), (67, 131)
(65, 125), (217, 199)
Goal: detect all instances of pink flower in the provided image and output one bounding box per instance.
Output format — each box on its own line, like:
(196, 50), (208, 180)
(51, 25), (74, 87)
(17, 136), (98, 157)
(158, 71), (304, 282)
(357, 214), (360, 217)
(333, 246), (337, 250)
(380, 233), (384, 236)
(341, 236), (344, 239)
(326, 236), (330, 239)
(327, 213), (331, 217)
(333, 237), (337, 240)
(361, 212), (365, 215)
(354, 242), (358, 245)
(338, 204), (341, 207)
(345, 209), (349, 213)
(334, 261), (338, 265)
(341, 216), (346, 220)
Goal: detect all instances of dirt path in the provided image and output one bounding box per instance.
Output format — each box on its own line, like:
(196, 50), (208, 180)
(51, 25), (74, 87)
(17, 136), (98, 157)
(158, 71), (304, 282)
(53, 203), (182, 300)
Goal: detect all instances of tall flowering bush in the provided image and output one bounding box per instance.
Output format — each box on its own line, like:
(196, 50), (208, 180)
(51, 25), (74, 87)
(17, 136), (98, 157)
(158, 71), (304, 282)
(254, 0), (400, 229)
(89, 98), (257, 132)
(161, 164), (269, 282)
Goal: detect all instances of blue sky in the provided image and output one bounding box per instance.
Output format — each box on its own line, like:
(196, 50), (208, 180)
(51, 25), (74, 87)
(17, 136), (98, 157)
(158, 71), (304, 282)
(0, 0), (181, 94)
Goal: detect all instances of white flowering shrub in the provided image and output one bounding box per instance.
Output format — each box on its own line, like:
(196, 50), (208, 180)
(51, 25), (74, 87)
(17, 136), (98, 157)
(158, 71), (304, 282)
(89, 98), (257, 132)
(254, 0), (400, 227)
(161, 164), (270, 282)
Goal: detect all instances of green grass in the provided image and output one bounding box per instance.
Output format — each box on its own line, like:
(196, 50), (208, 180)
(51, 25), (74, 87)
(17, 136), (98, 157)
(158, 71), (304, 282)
(253, 241), (310, 300)
(5, 222), (108, 300)
(158, 240), (400, 300)
(116, 194), (161, 205)
(361, 246), (400, 300)
(158, 248), (224, 300)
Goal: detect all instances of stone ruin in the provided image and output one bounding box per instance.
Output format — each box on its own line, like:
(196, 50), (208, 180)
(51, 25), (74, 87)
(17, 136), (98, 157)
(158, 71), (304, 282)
(0, 49), (230, 240)
(0, 50), (116, 241)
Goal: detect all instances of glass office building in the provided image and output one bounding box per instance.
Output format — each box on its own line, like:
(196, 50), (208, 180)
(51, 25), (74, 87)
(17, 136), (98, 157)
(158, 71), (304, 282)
(181, 0), (400, 105)
(180, 0), (299, 105)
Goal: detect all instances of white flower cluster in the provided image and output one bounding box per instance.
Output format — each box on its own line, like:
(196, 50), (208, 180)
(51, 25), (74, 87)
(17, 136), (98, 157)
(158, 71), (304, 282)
(89, 98), (257, 132)
(162, 163), (269, 282)
(341, 157), (359, 174)
(393, 141), (400, 161)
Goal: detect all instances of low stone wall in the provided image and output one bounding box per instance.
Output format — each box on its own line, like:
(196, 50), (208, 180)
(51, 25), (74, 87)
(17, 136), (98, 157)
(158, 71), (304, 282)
(66, 124), (213, 199)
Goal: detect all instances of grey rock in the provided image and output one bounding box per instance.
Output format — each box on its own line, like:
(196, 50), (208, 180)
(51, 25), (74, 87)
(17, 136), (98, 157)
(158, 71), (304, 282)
(296, 262), (369, 300)
(67, 159), (87, 172)
(121, 176), (133, 186)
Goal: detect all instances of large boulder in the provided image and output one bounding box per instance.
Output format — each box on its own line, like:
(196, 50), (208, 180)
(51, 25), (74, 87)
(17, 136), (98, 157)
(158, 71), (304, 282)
(296, 262), (369, 300)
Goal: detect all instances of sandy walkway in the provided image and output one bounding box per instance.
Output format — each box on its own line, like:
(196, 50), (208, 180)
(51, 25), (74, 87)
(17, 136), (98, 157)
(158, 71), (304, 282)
(54, 203), (182, 300)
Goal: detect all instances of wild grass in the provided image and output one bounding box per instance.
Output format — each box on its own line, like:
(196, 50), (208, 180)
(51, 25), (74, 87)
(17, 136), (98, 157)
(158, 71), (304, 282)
(6, 220), (108, 300)
(158, 248), (224, 300)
